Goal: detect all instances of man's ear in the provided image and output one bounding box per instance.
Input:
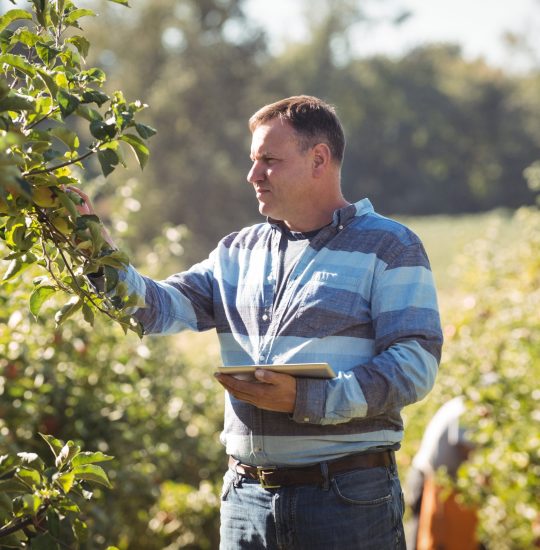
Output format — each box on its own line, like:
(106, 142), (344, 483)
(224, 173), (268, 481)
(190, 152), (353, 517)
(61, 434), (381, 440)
(312, 143), (332, 176)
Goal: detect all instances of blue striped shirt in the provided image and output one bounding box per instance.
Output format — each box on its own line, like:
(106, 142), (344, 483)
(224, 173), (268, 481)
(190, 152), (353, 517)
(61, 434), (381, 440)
(122, 199), (443, 466)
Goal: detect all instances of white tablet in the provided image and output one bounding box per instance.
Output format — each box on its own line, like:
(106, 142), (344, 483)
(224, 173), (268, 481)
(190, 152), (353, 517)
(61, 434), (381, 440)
(217, 363), (336, 380)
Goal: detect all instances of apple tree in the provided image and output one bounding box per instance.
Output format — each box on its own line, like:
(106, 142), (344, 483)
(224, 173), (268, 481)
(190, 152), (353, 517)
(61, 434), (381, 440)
(0, 0), (155, 335)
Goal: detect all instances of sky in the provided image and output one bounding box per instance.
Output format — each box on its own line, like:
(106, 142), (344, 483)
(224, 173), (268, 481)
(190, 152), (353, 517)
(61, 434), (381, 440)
(244, 0), (540, 72)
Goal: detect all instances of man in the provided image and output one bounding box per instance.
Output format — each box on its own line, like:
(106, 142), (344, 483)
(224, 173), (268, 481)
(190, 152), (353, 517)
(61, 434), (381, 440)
(81, 95), (442, 549)
(406, 397), (477, 550)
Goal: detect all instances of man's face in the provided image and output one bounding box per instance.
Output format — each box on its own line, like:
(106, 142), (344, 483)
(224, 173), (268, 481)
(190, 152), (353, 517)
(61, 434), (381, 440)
(247, 118), (313, 229)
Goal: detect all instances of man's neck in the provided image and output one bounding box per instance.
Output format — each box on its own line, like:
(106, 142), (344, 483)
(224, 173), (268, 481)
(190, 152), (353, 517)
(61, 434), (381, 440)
(283, 198), (350, 232)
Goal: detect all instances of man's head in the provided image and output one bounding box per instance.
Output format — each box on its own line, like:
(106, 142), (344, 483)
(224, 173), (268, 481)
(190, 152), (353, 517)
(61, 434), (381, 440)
(247, 96), (348, 231)
(248, 95), (345, 166)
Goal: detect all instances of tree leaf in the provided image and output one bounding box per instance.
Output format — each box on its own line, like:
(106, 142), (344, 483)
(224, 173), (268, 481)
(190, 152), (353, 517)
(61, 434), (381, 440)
(56, 90), (80, 118)
(0, 478), (28, 493)
(0, 53), (36, 76)
(40, 433), (64, 458)
(90, 120), (116, 140)
(67, 35), (90, 58)
(16, 467), (42, 488)
(55, 471), (75, 493)
(0, 10), (32, 33)
(72, 464), (112, 488)
(97, 148), (119, 177)
(72, 452), (114, 467)
(0, 93), (35, 112)
(36, 41), (61, 65)
(50, 126), (80, 150)
(54, 297), (82, 326)
(81, 89), (109, 107)
(108, 0), (130, 5)
(119, 134), (149, 169)
(29, 285), (56, 317)
(64, 8), (96, 26)
(135, 123), (157, 139)
(82, 302), (94, 325)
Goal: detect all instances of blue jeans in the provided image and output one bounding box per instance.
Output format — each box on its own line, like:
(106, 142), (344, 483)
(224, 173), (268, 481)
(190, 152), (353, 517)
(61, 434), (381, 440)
(219, 462), (406, 549)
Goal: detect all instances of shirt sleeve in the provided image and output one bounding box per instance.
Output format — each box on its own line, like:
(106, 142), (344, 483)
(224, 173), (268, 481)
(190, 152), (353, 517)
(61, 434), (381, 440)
(116, 253), (217, 335)
(293, 240), (443, 425)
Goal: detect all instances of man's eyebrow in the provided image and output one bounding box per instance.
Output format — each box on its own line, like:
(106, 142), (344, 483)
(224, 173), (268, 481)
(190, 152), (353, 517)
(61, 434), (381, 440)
(251, 151), (279, 161)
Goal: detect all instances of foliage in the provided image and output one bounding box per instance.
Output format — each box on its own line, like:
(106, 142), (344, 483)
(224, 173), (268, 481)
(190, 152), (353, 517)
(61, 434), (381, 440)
(0, 433), (115, 549)
(0, 239), (224, 548)
(0, 0), (153, 334)
(403, 206), (540, 548)
(447, 207), (540, 548)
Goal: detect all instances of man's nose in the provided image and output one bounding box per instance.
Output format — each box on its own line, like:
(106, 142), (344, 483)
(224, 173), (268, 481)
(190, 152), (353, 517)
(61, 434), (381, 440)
(247, 161), (264, 184)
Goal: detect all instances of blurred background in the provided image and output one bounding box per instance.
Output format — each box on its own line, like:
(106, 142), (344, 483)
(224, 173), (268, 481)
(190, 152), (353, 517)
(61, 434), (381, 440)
(1, 0), (539, 548)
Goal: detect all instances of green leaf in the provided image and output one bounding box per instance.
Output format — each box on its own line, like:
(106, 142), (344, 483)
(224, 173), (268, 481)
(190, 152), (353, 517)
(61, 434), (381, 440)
(135, 123), (157, 139)
(67, 35), (90, 58)
(36, 68), (58, 97)
(2, 256), (30, 281)
(55, 441), (80, 468)
(16, 467), (42, 488)
(30, 531), (59, 550)
(72, 452), (114, 467)
(14, 27), (40, 48)
(0, 491), (13, 514)
(0, 10), (32, 33)
(81, 89), (109, 107)
(90, 120), (116, 140)
(103, 265), (119, 293)
(13, 493), (42, 516)
(0, 478), (28, 493)
(50, 126), (80, 150)
(17, 452), (44, 471)
(108, 0), (130, 5)
(0, 53), (36, 76)
(120, 134), (149, 169)
(36, 41), (61, 65)
(72, 464), (112, 488)
(56, 90), (80, 118)
(0, 454), (21, 477)
(97, 148), (119, 177)
(30, 285), (56, 317)
(82, 302), (94, 325)
(40, 434), (64, 458)
(54, 296), (82, 326)
(76, 104), (102, 122)
(64, 8), (96, 26)
(0, 93), (35, 112)
(55, 471), (75, 493)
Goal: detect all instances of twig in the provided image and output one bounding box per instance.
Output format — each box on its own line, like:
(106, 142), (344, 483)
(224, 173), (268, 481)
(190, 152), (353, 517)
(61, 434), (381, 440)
(23, 147), (99, 176)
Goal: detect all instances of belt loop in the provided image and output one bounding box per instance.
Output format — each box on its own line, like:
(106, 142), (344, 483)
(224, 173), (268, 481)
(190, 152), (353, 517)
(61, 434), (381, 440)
(230, 458), (243, 488)
(320, 461), (330, 491)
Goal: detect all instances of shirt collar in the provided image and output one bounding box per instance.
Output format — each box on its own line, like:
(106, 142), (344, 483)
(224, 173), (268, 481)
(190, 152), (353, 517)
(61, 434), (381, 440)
(267, 198), (374, 231)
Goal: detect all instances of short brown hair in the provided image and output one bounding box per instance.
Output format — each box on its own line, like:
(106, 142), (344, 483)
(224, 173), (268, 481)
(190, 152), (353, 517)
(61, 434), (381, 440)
(249, 95), (345, 164)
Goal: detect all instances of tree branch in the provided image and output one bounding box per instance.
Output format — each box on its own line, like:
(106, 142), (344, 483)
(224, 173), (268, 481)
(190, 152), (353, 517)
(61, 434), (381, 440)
(23, 146), (100, 176)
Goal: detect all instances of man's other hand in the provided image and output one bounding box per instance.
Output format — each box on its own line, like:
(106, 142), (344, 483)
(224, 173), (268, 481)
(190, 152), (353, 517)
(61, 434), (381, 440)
(214, 369), (297, 413)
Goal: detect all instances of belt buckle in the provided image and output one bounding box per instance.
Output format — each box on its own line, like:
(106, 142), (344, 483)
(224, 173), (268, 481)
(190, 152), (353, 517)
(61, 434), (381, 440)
(257, 466), (280, 489)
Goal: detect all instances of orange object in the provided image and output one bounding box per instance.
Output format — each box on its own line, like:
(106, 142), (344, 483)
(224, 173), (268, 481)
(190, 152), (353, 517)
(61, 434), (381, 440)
(417, 474), (479, 550)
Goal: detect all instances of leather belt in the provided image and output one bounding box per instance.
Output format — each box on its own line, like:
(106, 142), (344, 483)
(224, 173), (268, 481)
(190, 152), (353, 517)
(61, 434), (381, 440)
(228, 450), (395, 489)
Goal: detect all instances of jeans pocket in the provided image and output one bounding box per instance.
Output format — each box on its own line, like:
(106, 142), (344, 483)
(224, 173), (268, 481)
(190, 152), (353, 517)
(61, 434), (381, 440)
(331, 467), (393, 506)
(220, 469), (236, 502)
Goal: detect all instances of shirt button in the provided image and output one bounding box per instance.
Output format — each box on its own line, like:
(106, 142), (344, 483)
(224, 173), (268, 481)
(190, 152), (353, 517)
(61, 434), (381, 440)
(259, 354), (265, 362)
(262, 314), (268, 321)
(338, 225), (344, 230)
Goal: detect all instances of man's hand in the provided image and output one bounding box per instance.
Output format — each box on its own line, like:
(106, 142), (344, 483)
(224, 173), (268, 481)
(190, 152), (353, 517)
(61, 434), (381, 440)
(214, 369), (297, 413)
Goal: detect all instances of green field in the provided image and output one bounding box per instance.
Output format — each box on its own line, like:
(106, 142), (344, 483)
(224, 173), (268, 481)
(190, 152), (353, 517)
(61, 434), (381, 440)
(399, 209), (517, 292)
